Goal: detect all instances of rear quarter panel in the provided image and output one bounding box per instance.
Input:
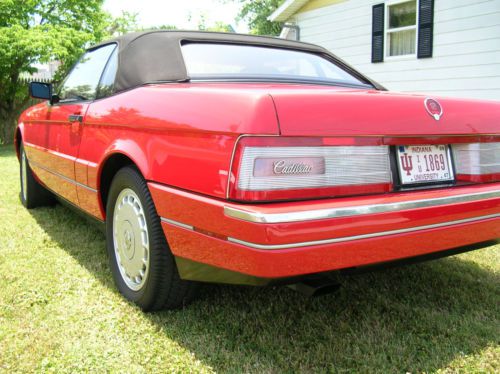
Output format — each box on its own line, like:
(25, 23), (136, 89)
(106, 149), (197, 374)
(80, 83), (279, 202)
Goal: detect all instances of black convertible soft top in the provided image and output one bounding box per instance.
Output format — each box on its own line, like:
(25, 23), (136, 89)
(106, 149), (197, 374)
(90, 30), (385, 93)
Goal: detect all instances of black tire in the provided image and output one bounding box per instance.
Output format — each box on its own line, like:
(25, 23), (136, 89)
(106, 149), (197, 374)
(106, 166), (198, 311)
(19, 143), (54, 209)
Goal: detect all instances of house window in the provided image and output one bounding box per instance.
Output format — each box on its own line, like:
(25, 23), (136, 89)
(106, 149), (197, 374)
(386, 0), (417, 57)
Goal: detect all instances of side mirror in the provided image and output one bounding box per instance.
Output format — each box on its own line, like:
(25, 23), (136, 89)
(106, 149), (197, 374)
(29, 81), (52, 101)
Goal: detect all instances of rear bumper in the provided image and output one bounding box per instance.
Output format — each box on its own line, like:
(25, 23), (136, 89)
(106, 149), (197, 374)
(149, 182), (500, 282)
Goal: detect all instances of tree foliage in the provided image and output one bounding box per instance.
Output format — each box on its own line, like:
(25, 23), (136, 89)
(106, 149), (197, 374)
(144, 24), (178, 31)
(232, 0), (283, 36)
(103, 10), (179, 35)
(204, 21), (234, 32)
(104, 11), (139, 37)
(193, 13), (234, 32)
(0, 0), (107, 143)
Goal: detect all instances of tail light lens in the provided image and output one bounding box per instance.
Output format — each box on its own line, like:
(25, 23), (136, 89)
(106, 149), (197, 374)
(452, 143), (500, 182)
(229, 137), (392, 202)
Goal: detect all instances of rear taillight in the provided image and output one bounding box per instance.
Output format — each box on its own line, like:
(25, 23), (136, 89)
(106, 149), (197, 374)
(229, 137), (392, 202)
(452, 143), (500, 182)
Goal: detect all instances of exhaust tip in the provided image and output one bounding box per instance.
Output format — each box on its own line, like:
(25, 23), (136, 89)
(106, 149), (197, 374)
(287, 278), (340, 297)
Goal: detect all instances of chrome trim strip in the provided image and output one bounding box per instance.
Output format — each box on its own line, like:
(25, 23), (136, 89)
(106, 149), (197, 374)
(160, 217), (194, 231)
(224, 189), (500, 224)
(29, 160), (98, 193)
(227, 213), (500, 250)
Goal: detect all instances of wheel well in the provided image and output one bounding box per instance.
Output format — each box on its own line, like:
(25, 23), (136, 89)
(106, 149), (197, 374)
(15, 129), (22, 160)
(100, 154), (136, 210)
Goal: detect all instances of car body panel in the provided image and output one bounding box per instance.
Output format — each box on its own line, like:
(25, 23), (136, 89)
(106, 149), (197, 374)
(162, 215), (499, 279)
(80, 84), (279, 202)
(22, 101), (89, 205)
(268, 87), (500, 136)
(148, 182), (500, 247)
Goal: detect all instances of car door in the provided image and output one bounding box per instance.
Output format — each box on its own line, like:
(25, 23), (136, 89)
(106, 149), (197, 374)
(28, 44), (117, 205)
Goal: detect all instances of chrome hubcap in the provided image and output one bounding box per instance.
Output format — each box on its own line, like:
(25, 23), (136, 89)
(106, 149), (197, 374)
(113, 188), (149, 291)
(21, 150), (27, 201)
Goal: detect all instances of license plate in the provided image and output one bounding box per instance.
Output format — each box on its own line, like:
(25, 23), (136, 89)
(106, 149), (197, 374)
(396, 145), (454, 185)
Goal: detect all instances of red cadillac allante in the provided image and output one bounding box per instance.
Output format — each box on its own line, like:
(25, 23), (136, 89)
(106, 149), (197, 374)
(17, 31), (499, 310)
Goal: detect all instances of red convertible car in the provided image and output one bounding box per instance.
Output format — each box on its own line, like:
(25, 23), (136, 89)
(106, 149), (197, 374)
(17, 31), (499, 310)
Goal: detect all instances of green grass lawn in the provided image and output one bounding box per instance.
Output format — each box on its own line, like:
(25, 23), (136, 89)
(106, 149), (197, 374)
(0, 144), (499, 373)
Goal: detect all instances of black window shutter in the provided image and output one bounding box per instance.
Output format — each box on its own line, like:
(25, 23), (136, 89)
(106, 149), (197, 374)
(371, 4), (385, 63)
(418, 0), (434, 58)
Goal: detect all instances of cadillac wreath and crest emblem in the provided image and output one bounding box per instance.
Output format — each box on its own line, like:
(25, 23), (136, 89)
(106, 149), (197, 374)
(424, 98), (443, 121)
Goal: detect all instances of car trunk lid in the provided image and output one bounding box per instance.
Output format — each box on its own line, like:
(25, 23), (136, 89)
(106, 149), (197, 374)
(269, 88), (500, 137)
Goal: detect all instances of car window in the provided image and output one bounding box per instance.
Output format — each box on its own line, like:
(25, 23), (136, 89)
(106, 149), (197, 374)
(58, 44), (117, 102)
(96, 47), (118, 99)
(181, 43), (367, 86)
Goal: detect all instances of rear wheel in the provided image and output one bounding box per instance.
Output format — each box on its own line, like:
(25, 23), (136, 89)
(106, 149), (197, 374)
(19, 143), (54, 209)
(106, 166), (198, 311)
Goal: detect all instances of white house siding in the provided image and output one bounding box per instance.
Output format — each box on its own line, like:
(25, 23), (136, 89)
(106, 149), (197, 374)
(290, 0), (500, 100)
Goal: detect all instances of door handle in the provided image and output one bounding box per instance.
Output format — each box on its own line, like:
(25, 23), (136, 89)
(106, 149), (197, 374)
(68, 114), (83, 123)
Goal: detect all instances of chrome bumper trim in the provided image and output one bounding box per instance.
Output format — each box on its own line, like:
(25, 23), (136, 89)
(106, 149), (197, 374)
(161, 217), (194, 231)
(160, 213), (499, 251)
(224, 189), (500, 224)
(227, 213), (500, 250)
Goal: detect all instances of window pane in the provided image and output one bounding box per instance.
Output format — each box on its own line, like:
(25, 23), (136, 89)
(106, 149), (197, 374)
(59, 44), (116, 101)
(389, 0), (416, 29)
(182, 44), (365, 86)
(388, 29), (416, 56)
(97, 47), (118, 99)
